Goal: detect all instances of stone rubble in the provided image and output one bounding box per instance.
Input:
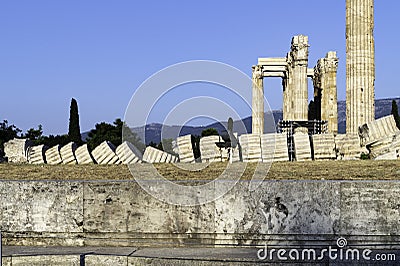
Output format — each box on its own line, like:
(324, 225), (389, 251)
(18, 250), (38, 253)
(27, 145), (48, 164)
(176, 135), (195, 163)
(116, 141), (142, 164)
(74, 144), (94, 164)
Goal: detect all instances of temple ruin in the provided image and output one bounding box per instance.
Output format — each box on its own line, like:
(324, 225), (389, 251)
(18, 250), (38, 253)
(252, 35), (339, 135)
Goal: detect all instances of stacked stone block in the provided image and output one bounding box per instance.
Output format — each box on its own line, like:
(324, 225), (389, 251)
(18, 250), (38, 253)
(142, 146), (178, 163)
(293, 132), (312, 161)
(75, 144), (94, 164)
(45, 145), (63, 165)
(261, 133), (289, 162)
(60, 142), (77, 164)
(91, 141), (121, 164)
(239, 134), (261, 162)
(176, 135), (195, 163)
(27, 145), (47, 164)
(115, 141), (142, 164)
(3, 138), (32, 163)
(312, 134), (336, 160)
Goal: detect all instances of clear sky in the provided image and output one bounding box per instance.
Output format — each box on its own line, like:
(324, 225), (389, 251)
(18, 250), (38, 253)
(1, 1), (399, 135)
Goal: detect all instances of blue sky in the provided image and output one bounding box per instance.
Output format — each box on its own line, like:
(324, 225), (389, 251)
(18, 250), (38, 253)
(1, 1), (399, 135)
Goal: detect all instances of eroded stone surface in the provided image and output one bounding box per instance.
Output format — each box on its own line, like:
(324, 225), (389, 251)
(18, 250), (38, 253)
(3, 138), (32, 163)
(238, 134), (261, 162)
(293, 132), (312, 161)
(176, 135), (195, 163)
(261, 133), (288, 162)
(312, 134), (336, 160)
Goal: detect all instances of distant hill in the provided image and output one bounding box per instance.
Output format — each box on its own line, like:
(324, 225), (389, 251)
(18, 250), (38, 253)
(83, 97), (400, 145)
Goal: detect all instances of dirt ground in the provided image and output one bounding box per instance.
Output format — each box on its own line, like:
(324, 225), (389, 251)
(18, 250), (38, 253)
(0, 160), (399, 181)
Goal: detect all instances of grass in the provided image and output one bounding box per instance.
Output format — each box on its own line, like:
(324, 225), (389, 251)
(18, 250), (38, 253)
(0, 160), (399, 181)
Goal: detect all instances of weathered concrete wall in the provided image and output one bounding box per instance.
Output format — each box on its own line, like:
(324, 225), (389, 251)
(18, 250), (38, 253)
(1, 173), (400, 247)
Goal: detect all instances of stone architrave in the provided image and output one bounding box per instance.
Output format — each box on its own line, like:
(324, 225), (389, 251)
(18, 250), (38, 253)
(27, 145), (48, 164)
(293, 131), (312, 161)
(346, 0), (375, 134)
(142, 146), (178, 163)
(115, 141), (142, 164)
(261, 133), (289, 162)
(75, 144), (94, 164)
(60, 142), (78, 164)
(45, 145), (63, 165)
(251, 64), (264, 135)
(239, 134), (261, 162)
(312, 134), (336, 160)
(313, 52), (339, 134)
(176, 135), (195, 163)
(3, 138), (32, 163)
(91, 141), (121, 164)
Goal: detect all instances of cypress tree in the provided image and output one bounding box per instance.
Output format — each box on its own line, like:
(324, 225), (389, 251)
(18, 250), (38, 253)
(391, 100), (400, 130)
(68, 98), (82, 144)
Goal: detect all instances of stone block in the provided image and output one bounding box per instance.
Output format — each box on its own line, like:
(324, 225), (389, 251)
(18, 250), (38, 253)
(91, 141), (121, 164)
(359, 115), (399, 146)
(176, 135), (195, 163)
(199, 135), (221, 163)
(60, 142), (78, 164)
(293, 132), (312, 161)
(27, 145), (48, 164)
(75, 144), (94, 164)
(115, 141), (142, 164)
(3, 138), (32, 163)
(142, 146), (178, 163)
(335, 134), (362, 160)
(45, 145), (63, 165)
(312, 134), (336, 160)
(238, 134), (261, 162)
(261, 133), (288, 162)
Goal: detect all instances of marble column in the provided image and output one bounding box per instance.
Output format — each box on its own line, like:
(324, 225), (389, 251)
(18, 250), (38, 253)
(346, 0), (375, 134)
(252, 65), (264, 135)
(313, 52), (339, 134)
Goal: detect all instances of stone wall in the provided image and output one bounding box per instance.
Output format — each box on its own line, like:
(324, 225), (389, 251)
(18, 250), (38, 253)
(1, 174), (400, 247)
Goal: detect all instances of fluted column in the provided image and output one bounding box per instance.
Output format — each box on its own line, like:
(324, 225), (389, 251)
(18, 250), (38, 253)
(314, 52), (339, 134)
(346, 0), (375, 134)
(252, 65), (264, 135)
(287, 35), (309, 121)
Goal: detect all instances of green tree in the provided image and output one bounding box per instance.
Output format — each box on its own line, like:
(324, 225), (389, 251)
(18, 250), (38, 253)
(68, 98), (82, 144)
(87, 118), (145, 151)
(201, 128), (219, 137)
(0, 120), (22, 155)
(42, 134), (70, 147)
(391, 100), (400, 129)
(24, 125), (44, 145)
(122, 123), (145, 153)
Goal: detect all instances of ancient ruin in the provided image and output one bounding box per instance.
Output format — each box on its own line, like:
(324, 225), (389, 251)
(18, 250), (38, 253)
(346, 0), (375, 134)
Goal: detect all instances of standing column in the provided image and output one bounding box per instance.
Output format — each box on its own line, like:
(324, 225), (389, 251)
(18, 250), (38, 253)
(314, 52), (339, 134)
(252, 65), (264, 135)
(346, 0), (375, 134)
(287, 35), (309, 121)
